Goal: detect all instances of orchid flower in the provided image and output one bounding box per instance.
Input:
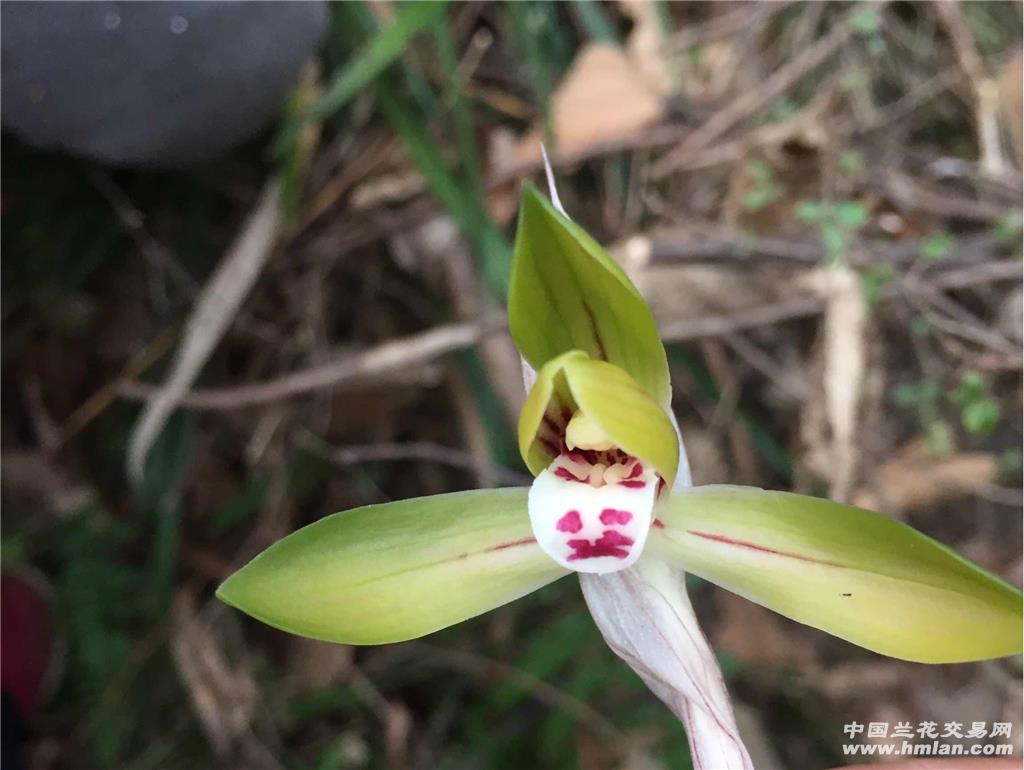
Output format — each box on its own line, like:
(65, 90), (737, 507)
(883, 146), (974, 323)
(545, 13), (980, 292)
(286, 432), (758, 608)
(217, 182), (1022, 769)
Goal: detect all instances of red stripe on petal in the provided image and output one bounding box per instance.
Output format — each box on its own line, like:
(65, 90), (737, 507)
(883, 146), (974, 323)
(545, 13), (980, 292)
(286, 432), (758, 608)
(686, 530), (844, 567)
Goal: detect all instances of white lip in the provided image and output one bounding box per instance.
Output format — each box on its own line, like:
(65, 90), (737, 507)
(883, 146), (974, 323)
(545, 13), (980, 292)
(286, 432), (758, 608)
(527, 455), (659, 574)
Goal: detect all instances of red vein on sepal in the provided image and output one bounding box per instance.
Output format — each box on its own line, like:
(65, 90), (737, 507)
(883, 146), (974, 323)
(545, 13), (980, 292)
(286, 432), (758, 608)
(454, 537), (538, 561)
(483, 536), (536, 553)
(581, 300), (608, 360)
(685, 530), (844, 568)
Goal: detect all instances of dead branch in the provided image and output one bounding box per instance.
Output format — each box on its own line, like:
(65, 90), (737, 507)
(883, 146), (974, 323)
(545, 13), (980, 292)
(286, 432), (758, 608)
(118, 318), (501, 410)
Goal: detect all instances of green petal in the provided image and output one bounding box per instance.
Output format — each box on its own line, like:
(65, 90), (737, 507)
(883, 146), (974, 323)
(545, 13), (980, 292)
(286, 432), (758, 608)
(517, 350), (678, 486)
(217, 488), (566, 645)
(649, 485), (1023, 663)
(509, 182), (670, 407)
(518, 350), (586, 475)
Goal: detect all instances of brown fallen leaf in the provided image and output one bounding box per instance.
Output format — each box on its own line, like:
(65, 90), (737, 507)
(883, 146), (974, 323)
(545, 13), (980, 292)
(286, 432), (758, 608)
(852, 439), (998, 513)
(512, 43), (664, 168)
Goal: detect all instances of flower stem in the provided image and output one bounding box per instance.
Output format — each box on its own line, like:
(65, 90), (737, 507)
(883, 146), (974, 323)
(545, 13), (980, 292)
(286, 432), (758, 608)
(580, 558), (753, 769)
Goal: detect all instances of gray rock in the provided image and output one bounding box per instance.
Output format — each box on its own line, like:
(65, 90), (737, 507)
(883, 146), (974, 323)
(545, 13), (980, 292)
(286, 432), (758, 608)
(2, 1), (326, 166)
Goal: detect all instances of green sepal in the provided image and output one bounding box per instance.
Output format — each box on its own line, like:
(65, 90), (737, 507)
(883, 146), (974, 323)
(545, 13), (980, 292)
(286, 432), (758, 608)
(217, 488), (565, 645)
(509, 182), (670, 407)
(649, 485), (1023, 663)
(518, 350), (678, 486)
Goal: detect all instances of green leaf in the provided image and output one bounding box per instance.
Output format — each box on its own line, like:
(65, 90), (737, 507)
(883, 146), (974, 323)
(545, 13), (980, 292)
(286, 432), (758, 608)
(838, 149), (864, 176)
(218, 488), (566, 645)
(518, 350), (678, 485)
(650, 485), (1023, 663)
(858, 263), (894, 306)
(509, 182), (671, 407)
(795, 200), (827, 223)
(994, 213), (1023, 244)
(850, 6), (881, 34)
(892, 378), (940, 407)
(835, 200), (869, 228)
(742, 185), (779, 213)
(951, 371), (986, 405)
(961, 399), (1000, 435)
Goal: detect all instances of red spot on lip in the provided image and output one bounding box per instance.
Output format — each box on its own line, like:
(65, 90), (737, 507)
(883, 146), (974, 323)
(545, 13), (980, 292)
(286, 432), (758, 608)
(619, 480), (647, 488)
(599, 508), (632, 525)
(556, 510), (583, 533)
(626, 463), (644, 479)
(566, 530), (635, 560)
(600, 530), (634, 546)
(686, 530), (844, 567)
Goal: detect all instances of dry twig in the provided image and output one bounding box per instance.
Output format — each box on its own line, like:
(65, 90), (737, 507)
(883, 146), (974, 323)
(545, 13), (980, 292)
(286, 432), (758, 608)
(652, 5), (871, 178)
(126, 179), (283, 482)
(119, 318), (500, 410)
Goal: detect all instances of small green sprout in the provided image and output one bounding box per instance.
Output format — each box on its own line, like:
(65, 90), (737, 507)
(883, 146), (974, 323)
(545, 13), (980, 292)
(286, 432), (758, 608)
(838, 149), (864, 177)
(849, 6), (881, 35)
(999, 448), (1023, 477)
(850, 5), (886, 55)
(858, 262), (895, 307)
(892, 378), (953, 455)
(951, 372), (1001, 437)
(994, 213), (1024, 245)
(796, 198), (870, 264)
(742, 159), (783, 213)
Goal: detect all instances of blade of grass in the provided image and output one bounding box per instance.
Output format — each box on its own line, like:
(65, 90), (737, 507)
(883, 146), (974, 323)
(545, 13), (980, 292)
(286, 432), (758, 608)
(506, 2), (570, 141)
(307, 0), (449, 123)
(139, 412), (196, 615)
(433, 22), (483, 196)
(377, 82), (511, 298)
(572, 0), (620, 44)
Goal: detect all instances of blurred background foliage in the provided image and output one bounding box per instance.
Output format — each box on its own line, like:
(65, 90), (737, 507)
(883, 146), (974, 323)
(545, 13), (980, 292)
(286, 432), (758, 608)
(2, 1), (1022, 769)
